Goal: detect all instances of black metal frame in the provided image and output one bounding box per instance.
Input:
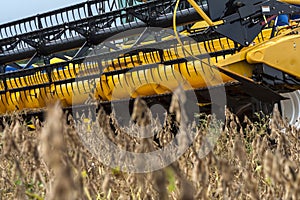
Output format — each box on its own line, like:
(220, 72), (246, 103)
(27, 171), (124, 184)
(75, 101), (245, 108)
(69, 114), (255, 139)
(1, 0), (299, 67)
(0, 0), (208, 67)
(211, 0), (300, 45)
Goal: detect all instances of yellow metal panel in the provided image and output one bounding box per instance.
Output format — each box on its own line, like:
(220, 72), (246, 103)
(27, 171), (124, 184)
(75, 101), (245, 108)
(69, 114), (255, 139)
(279, 0), (300, 5)
(246, 34), (300, 78)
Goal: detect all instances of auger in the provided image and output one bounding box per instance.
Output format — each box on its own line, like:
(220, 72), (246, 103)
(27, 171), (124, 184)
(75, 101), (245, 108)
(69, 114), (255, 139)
(0, 0), (299, 128)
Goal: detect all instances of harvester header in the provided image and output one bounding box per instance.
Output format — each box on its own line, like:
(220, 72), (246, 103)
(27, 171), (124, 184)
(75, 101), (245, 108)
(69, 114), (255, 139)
(0, 0), (299, 128)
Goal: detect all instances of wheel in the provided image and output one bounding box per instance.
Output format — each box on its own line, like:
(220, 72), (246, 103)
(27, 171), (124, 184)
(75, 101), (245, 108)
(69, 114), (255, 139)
(280, 90), (300, 129)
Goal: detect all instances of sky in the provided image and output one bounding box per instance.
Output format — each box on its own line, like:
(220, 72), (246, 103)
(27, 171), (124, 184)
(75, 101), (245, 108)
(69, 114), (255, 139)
(0, 0), (86, 24)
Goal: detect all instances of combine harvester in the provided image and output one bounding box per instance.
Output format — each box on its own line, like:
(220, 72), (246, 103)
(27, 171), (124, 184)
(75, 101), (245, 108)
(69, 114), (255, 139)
(0, 0), (299, 128)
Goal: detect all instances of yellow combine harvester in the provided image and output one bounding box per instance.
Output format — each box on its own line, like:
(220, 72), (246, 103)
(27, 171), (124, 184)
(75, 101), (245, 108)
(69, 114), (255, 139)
(0, 0), (299, 128)
(0, 28), (276, 107)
